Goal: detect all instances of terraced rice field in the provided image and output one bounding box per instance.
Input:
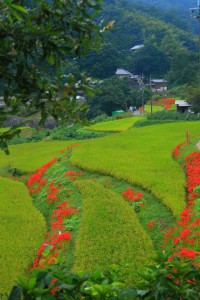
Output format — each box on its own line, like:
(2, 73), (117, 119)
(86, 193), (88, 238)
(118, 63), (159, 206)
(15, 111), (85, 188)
(1, 120), (200, 293)
(0, 140), (80, 173)
(71, 121), (200, 218)
(86, 116), (144, 132)
(0, 178), (46, 293)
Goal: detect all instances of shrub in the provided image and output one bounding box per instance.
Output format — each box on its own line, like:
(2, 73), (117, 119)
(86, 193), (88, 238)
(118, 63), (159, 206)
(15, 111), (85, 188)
(147, 110), (200, 121)
(115, 112), (134, 119)
(49, 124), (103, 140)
(8, 250), (200, 299)
(92, 114), (114, 123)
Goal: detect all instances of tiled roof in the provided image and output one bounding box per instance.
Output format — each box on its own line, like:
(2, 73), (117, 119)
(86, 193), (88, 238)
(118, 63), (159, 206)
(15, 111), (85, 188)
(116, 68), (133, 76)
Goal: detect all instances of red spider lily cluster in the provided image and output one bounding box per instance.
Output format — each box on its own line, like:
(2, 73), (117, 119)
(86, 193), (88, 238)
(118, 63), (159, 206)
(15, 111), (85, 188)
(146, 98), (175, 109)
(164, 150), (200, 262)
(122, 188), (143, 202)
(65, 170), (82, 181)
(26, 146), (81, 270)
(148, 220), (157, 230)
(32, 201), (78, 269)
(172, 142), (186, 159)
(46, 181), (59, 204)
(27, 158), (57, 193)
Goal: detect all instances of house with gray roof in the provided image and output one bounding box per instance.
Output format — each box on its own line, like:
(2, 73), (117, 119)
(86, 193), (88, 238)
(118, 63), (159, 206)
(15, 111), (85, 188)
(130, 44), (144, 51)
(115, 68), (133, 77)
(150, 79), (167, 93)
(116, 69), (140, 89)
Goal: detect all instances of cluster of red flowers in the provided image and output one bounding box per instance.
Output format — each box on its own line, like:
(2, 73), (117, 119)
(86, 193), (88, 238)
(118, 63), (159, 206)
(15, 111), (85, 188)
(122, 188), (143, 202)
(27, 158), (57, 193)
(146, 98), (175, 109)
(65, 170), (82, 181)
(164, 151), (200, 262)
(172, 142), (186, 159)
(148, 220), (157, 230)
(46, 181), (59, 204)
(32, 201), (78, 269)
(27, 146), (81, 271)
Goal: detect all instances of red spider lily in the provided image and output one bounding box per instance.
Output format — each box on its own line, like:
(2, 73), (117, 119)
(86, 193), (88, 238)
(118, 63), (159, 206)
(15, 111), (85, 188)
(178, 248), (200, 259)
(65, 170), (82, 181)
(166, 150), (200, 263)
(46, 181), (59, 204)
(148, 220), (156, 230)
(122, 188), (143, 202)
(27, 158), (57, 193)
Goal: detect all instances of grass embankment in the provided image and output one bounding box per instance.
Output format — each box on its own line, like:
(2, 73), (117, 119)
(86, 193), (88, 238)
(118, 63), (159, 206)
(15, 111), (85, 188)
(0, 140), (81, 173)
(86, 116), (144, 133)
(0, 178), (46, 294)
(0, 127), (30, 133)
(73, 180), (155, 284)
(71, 121), (200, 218)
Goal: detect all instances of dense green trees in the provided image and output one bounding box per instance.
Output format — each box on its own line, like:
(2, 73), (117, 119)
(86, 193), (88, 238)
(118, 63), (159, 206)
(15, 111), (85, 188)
(0, 0), (103, 152)
(1, 0), (200, 142)
(88, 76), (134, 117)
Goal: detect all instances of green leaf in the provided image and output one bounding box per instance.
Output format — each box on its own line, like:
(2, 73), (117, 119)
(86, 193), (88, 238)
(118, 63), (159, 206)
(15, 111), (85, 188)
(8, 286), (22, 300)
(27, 277), (37, 290)
(10, 4), (28, 14)
(47, 55), (55, 65)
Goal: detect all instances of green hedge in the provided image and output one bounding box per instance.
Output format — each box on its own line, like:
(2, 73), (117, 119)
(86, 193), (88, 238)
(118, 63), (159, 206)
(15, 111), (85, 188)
(0, 178), (46, 293)
(73, 180), (155, 284)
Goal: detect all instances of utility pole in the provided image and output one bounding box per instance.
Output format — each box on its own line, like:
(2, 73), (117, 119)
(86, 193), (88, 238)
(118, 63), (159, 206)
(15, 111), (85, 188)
(138, 74), (144, 115)
(150, 74), (153, 114)
(190, 1), (200, 73)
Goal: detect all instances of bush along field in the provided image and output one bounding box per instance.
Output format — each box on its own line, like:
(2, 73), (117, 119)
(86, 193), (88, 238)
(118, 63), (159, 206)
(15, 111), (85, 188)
(6, 135), (200, 299)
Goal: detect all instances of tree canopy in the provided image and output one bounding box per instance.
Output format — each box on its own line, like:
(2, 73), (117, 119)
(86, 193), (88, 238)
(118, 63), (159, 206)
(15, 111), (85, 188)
(0, 0), (103, 153)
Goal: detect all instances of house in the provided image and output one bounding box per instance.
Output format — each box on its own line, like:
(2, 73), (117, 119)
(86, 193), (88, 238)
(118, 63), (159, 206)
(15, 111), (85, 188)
(115, 68), (133, 78)
(116, 69), (140, 89)
(0, 97), (6, 107)
(130, 44), (144, 51)
(175, 100), (192, 113)
(130, 75), (140, 89)
(150, 79), (167, 93)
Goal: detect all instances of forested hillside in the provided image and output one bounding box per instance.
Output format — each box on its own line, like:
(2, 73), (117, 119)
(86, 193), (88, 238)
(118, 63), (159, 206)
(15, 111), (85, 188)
(62, 0), (199, 117)
(77, 0), (197, 80)
(131, 0), (193, 10)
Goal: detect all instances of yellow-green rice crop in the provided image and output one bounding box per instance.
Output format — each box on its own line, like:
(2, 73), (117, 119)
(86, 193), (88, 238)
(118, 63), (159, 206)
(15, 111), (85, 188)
(71, 122), (200, 218)
(73, 180), (155, 284)
(145, 105), (164, 113)
(85, 117), (144, 132)
(0, 140), (82, 173)
(0, 177), (46, 293)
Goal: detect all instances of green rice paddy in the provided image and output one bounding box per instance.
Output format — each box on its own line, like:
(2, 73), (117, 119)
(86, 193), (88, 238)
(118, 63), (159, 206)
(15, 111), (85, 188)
(71, 121), (200, 218)
(86, 116), (144, 132)
(0, 177), (46, 293)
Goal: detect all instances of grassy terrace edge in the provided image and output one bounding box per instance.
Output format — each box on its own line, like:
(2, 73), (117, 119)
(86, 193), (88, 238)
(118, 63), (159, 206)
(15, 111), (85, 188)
(72, 180), (155, 284)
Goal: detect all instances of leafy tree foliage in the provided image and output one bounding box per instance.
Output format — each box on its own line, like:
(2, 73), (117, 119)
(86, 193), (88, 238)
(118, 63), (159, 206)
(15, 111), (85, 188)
(187, 87), (200, 113)
(167, 49), (198, 85)
(87, 76), (134, 117)
(0, 0), (103, 152)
